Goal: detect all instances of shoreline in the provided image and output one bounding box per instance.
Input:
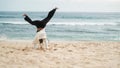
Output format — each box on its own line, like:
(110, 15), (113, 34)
(0, 40), (120, 68)
(0, 39), (120, 42)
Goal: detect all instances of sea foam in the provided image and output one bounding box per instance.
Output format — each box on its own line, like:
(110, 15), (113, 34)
(0, 21), (118, 26)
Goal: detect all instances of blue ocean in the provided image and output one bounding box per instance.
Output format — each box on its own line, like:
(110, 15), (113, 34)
(0, 12), (120, 41)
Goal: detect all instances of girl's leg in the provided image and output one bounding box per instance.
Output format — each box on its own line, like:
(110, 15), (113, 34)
(41, 8), (57, 24)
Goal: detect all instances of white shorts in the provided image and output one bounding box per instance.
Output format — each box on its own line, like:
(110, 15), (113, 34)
(33, 29), (47, 45)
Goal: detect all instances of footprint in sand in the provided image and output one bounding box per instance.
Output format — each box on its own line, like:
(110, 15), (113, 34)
(68, 50), (73, 52)
(54, 49), (57, 51)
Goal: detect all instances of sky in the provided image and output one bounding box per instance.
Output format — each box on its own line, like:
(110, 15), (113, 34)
(0, 0), (120, 12)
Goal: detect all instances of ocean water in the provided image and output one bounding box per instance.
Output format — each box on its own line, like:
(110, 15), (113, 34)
(0, 12), (120, 41)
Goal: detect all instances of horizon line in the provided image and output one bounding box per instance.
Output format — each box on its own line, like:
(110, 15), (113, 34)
(0, 10), (120, 13)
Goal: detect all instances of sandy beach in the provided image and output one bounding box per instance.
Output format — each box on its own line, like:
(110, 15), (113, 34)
(0, 40), (120, 68)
